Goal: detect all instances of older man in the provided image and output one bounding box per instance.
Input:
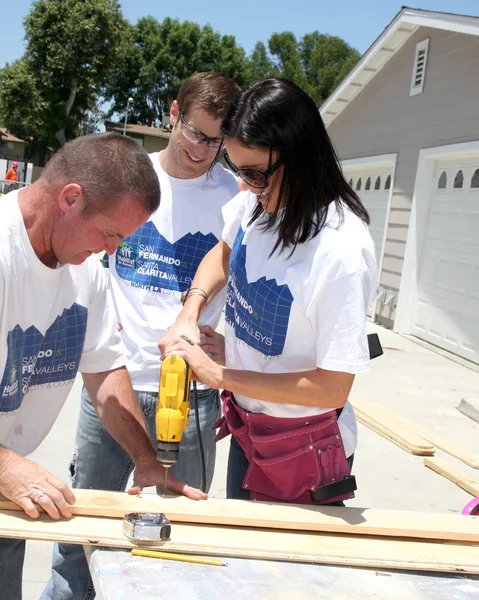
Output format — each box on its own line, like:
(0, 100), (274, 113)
(0, 133), (205, 600)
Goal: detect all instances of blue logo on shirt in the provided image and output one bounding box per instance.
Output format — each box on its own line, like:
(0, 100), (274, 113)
(0, 304), (87, 413)
(115, 222), (218, 293)
(225, 228), (293, 356)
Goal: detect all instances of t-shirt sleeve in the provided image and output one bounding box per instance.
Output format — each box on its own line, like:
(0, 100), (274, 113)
(305, 268), (376, 375)
(79, 259), (127, 373)
(222, 191), (249, 249)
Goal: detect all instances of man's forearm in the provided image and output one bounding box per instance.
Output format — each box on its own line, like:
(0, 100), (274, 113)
(82, 367), (155, 465)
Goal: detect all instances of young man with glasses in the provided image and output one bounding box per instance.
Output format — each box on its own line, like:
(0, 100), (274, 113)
(43, 72), (240, 600)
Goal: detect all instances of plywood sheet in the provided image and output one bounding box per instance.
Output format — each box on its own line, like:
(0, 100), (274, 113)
(0, 509), (478, 575)
(1, 489), (479, 543)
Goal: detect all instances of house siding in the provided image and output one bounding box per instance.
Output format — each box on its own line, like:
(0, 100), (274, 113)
(143, 135), (169, 154)
(328, 27), (479, 328)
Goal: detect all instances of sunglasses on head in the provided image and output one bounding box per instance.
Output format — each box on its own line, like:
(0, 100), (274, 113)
(224, 152), (282, 189)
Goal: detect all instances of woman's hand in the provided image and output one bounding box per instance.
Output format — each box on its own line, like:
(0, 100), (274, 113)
(199, 326), (226, 366)
(166, 336), (224, 390)
(158, 317), (201, 360)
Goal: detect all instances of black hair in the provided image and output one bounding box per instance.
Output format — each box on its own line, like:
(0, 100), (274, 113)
(220, 78), (369, 255)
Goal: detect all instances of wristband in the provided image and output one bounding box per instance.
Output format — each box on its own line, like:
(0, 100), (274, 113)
(181, 287), (208, 306)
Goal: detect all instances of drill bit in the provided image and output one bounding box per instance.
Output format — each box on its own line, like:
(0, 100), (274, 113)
(162, 467), (169, 498)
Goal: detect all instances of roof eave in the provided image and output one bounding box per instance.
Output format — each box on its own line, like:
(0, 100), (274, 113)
(320, 8), (479, 127)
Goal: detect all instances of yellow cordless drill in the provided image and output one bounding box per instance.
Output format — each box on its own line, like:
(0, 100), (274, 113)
(156, 355), (191, 493)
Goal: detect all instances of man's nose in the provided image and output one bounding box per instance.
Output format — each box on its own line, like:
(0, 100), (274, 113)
(104, 240), (121, 255)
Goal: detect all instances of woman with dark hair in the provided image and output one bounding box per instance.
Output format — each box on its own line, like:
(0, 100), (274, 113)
(160, 78), (377, 505)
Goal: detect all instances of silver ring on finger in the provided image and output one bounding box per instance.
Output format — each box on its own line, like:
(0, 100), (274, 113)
(34, 490), (46, 503)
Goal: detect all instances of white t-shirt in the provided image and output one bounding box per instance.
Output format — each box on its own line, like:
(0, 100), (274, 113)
(222, 191), (378, 457)
(0, 192), (127, 456)
(108, 152), (239, 391)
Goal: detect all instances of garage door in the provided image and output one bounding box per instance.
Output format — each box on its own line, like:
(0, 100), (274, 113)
(343, 165), (392, 266)
(343, 163), (393, 317)
(412, 157), (479, 363)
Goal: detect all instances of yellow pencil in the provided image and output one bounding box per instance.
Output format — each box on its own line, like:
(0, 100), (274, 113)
(131, 548), (227, 567)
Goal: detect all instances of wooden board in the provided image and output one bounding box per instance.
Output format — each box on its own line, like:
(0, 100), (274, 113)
(1, 489), (479, 543)
(351, 398), (479, 468)
(424, 457), (479, 496)
(350, 398), (435, 455)
(0, 509), (478, 575)
(415, 426), (479, 469)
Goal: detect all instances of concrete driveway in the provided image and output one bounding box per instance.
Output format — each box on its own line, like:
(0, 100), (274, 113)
(20, 322), (479, 598)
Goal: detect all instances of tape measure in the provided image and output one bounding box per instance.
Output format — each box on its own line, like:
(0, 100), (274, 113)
(122, 512), (171, 542)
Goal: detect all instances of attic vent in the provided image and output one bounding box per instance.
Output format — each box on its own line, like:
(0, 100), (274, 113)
(410, 39), (429, 96)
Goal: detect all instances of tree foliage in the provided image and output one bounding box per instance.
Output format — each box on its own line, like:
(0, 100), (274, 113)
(104, 17), (249, 126)
(0, 0), (128, 156)
(0, 5), (360, 160)
(263, 31), (360, 106)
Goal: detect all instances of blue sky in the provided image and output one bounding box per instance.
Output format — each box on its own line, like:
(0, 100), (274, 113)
(2, 0), (478, 68)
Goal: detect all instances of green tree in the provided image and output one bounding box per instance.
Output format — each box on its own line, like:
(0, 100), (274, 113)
(268, 32), (308, 90)
(300, 33), (361, 105)
(0, 59), (48, 159)
(245, 31), (360, 106)
(246, 42), (277, 83)
(105, 17), (250, 126)
(0, 0), (128, 156)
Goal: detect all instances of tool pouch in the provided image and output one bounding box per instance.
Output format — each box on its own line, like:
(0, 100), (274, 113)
(214, 391), (355, 505)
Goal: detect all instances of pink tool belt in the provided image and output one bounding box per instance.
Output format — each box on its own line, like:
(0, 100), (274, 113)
(214, 391), (356, 504)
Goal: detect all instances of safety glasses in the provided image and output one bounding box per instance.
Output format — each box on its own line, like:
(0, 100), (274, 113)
(179, 113), (223, 150)
(223, 152), (282, 189)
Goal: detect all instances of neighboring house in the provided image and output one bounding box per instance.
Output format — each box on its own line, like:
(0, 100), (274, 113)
(104, 122), (170, 153)
(0, 128), (31, 184)
(322, 7), (479, 365)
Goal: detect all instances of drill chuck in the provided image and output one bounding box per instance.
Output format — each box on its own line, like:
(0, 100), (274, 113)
(156, 441), (180, 467)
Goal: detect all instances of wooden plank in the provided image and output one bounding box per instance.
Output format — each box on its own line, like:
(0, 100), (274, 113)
(355, 416), (430, 455)
(415, 427), (479, 469)
(1, 489), (479, 543)
(0, 509), (478, 575)
(350, 398), (435, 455)
(351, 398), (479, 468)
(424, 457), (479, 496)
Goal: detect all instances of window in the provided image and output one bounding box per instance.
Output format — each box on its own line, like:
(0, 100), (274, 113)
(356, 177), (362, 191)
(438, 171), (447, 189)
(348, 178), (353, 187)
(385, 175), (391, 190)
(410, 39), (430, 96)
(365, 177), (371, 190)
(453, 170), (464, 189)
(471, 169), (479, 189)
(374, 176), (381, 190)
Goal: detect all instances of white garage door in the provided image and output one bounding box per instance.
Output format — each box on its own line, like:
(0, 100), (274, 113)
(343, 163), (393, 317)
(343, 165), (392, 266)
(412, 157), (479, 363)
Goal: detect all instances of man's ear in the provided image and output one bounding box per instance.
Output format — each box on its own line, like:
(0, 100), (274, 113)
(170, 100), (179, 126)
(58, 183), (85, 215)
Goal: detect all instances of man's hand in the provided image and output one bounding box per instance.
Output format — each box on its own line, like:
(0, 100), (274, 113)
(199, 326), (226, 366)
(0, 450), (75, 520)
(128, 458), (208, 501)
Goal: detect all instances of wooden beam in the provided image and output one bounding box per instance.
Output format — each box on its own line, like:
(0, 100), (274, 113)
(1, 490), (479, 543)
(424, 457), (479, 496)
(0, 510), (478, 574)
(350, 398), (435, 455)
(351, 398), (479, 468)
(415, 427), (479, 469)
